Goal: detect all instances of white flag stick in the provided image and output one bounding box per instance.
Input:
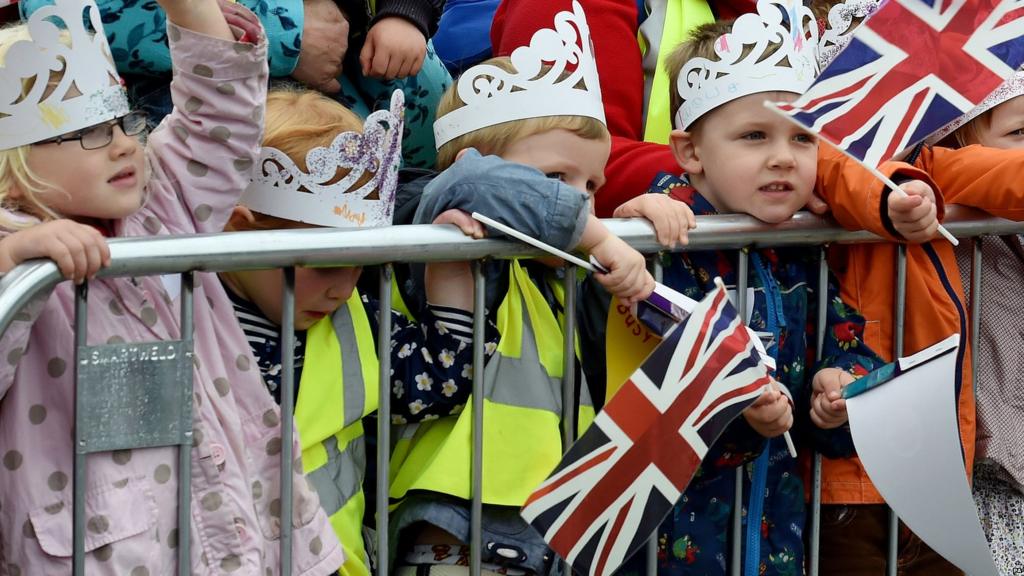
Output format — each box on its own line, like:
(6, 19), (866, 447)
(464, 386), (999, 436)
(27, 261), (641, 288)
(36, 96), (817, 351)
(763, 102), (959, 246)
(471, 212), (609, 272)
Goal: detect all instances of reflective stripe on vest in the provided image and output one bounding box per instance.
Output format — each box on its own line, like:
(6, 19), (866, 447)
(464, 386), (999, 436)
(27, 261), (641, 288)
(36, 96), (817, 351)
(296, 291), (378, 576)
(638, 0), (715, 143)
(389, 261), (594, 507)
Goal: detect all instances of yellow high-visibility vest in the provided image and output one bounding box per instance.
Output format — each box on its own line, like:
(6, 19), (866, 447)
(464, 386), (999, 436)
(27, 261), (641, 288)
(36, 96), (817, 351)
(389, 261), (595, 506)
(296, 292), (379, 576)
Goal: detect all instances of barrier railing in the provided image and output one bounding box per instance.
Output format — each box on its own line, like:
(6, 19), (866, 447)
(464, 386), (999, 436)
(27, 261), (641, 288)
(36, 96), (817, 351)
(0, 206), (1020, 576)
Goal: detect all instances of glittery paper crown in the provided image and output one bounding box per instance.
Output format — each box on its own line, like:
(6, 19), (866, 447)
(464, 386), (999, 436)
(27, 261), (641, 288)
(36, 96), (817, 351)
(816, 0), (881, 70)
(242, 90), (405, 229)
(674, 0), (819, 130)
(432, 0), (605, 149)
(928, 68), (1024, 143)
(0, 0), (129, 150)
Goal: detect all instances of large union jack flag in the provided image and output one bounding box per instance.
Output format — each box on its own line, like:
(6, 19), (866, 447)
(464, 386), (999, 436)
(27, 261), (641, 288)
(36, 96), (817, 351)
(774, 0), (1024, 166)
(520, 285), (772, 576)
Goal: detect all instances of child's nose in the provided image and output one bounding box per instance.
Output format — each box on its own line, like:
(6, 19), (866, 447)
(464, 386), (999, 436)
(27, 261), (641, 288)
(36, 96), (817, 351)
(768, 141), (797, 168)
(108, 126), (139, 158)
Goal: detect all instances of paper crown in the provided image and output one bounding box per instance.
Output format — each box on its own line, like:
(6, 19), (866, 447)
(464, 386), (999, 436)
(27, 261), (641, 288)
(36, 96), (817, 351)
(928, 68), (1024, 144)
(242, 90), (405, 229)
(674, 0), (819, 130)
(816, 0), (881, 70)
(432, 0), (605, 149)
(0, 0), (129, 150)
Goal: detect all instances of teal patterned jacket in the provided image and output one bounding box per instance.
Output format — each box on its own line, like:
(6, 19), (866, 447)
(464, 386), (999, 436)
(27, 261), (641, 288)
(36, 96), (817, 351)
(22, 0), (304, 76)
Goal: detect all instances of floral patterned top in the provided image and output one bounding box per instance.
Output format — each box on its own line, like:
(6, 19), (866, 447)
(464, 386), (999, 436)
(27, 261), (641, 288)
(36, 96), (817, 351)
(629, 174), (885, 576)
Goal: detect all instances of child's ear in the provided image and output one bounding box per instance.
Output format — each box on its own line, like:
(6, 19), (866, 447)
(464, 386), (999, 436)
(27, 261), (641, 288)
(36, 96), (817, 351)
(225, 205), (257, 231)
(669, 129), (703, 175)
(455, 148), (471, 163)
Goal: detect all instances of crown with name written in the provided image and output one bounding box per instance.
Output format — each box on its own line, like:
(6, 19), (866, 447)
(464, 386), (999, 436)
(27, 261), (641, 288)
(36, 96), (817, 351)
(674, 0), (819, 130)
(0, 0), (129, 151)
(816, 0), (881, 70)
(242, 90), (405, 229)
(432, 0), (605, 149)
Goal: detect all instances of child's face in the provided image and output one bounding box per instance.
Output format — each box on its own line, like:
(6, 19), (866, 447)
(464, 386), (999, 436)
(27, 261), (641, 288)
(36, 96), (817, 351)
(24, 118), (146, 220)
(230, 263), (363, 331)
(672, 92), (818, 224)
(500, 129), (610, 195)
(971, 95), (1024, 149)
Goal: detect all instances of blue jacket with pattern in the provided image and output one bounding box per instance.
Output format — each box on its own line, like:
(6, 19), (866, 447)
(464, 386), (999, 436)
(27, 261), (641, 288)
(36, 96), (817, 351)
(636, 173), (885, 576)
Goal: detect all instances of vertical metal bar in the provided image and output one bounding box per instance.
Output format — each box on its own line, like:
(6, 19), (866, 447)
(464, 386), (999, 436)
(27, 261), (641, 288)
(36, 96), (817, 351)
(72, 282), (89, 576)
(731, 249), (750, 576)
(970, 239), (982, 395)
(561, 264), (578, 448)
(647, 259), (663, 576)
(280, 267), (296, 576)
(809, 249), (828, 576)
(178, 272), (194, 576)
(376, 265), (394, 576)
(887, 245), (908, 576)
(470, 261), (486, 576)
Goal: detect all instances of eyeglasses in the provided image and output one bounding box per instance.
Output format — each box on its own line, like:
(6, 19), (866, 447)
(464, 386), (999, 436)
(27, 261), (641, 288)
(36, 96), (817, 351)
(36, 111), (148, 150)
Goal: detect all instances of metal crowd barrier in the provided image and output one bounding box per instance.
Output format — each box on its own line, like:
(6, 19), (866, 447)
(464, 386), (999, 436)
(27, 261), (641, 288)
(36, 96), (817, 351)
(0, 207), (1021, 576)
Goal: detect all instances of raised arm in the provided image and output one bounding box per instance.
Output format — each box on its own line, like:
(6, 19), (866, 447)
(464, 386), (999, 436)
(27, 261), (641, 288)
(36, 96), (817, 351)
(126, 1), (269, 236)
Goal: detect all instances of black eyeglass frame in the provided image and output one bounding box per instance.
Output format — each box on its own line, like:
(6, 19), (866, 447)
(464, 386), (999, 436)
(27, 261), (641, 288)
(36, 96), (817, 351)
(35, 111), (149, 150)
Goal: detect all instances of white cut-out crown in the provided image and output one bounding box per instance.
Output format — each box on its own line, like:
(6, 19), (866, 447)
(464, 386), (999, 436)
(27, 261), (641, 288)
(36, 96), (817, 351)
(816, 0), (881, 70)
(242, 90), (405, 229)
(432, 0), (605, 148)
(674, 0), (819, 130)
(0, 0), (129, 150)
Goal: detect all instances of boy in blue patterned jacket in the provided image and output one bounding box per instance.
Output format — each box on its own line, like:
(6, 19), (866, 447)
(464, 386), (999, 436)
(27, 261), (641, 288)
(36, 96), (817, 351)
(629, 4), (940, 574)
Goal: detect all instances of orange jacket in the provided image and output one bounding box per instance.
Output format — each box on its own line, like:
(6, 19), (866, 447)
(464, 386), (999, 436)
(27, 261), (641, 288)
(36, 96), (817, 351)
(815, 144), (975, 504)
(922, 144), (1024, 219)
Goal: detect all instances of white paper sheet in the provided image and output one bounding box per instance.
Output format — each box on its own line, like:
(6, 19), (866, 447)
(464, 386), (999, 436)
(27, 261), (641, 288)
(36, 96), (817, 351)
(847, 335), (997, 576)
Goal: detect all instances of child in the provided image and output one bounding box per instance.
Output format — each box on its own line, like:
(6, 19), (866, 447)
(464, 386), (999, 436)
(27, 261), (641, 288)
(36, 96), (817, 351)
(222, 86), (500, 576)
(805, 2), (978, 573)
(0, 0), (343, 573)
(887, 70), (1024, 575)
(646, 3), (924, 573)
(386, 4), (660, 574)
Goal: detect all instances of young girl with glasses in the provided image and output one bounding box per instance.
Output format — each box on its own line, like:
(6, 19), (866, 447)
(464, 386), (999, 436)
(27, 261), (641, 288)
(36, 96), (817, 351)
(0, 0), (345, 573)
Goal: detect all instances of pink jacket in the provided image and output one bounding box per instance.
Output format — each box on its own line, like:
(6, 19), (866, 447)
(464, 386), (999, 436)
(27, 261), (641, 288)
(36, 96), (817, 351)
(0, 22), (344, 576)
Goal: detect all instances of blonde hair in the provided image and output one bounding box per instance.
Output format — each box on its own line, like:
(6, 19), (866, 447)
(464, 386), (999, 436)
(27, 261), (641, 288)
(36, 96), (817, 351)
(434, 57), (609, 169)
(665, 19), (785, 133)
(0, 23), (63, 228)
(949, 109), (995, 148)
(229, 87), (367, 231)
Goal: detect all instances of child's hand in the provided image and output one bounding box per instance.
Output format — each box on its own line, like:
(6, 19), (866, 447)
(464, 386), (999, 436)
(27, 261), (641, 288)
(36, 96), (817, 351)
(810, 367), (855, 429)
(292, 0), (349, 93)
(612, 194), (696, 249)
(217, 0), (262, 42)
(0, 220), (110, 283)
(804, 190), (831, 216)
(426, 210), (481, 311)
(433, 209), (485, 239)
(360, 17), (427, 80)
(589, 235), (654, 306)
(742, 382), (792, 438)
(157, 0), (233, 40)
(887, 180), (938, 244)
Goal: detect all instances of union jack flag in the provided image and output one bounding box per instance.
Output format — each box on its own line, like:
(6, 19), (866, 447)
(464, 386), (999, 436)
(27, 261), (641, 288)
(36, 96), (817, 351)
(521, 285), (772, 576)
(773, 0), (1024, 166)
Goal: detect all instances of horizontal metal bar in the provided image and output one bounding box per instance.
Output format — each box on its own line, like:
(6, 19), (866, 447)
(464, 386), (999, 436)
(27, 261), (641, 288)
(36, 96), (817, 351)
(1, 208), (1020, 338)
